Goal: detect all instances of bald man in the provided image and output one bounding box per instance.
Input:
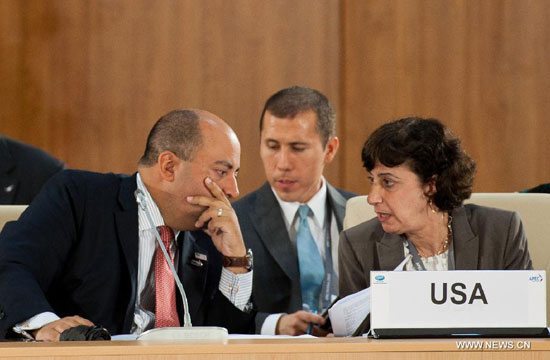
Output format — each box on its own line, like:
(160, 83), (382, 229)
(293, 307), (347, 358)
(0, 110), (255, 341)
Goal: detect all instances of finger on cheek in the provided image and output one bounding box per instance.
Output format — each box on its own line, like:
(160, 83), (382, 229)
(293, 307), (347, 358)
(204, 177), (225, 198)
(204, 177), (217, 194)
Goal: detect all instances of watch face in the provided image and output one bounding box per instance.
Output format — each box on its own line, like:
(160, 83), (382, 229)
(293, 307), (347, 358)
(245, 249), (253, 270)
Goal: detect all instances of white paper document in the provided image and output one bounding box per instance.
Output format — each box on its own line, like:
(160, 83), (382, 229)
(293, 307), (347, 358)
(329, 255), (411, 336)
(328, 287), (371, 336)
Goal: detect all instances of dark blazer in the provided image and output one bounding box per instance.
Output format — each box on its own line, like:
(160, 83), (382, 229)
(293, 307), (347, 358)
(0, 135), (66, 205)
(339, 204), (533, 297)
(0, 170), (254, 339)
(234, 182), (355, 331)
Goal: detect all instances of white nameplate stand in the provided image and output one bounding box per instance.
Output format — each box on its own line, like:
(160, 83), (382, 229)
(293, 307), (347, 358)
(137, 327), (228, 343)
(370, 270), (547, 337)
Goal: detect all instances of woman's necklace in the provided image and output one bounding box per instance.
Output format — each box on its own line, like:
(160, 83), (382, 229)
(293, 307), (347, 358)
(417, 214), (453, 258)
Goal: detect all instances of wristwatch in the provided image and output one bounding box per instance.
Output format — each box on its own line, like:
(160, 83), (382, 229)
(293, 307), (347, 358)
(222, 249), (253, 270)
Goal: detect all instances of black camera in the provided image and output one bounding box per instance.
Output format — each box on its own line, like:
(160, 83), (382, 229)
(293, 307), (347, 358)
(60, 325), (111, 341)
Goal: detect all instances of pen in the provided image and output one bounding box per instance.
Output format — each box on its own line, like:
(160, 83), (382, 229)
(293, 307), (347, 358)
(306, 309), (318, 335)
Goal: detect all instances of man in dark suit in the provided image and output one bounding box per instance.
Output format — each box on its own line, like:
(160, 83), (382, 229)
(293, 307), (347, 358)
(521, 183), (550, 193)
(0, 109), (254, 341)
(0, 135), (66, 205)
(234, 86), (354, 336)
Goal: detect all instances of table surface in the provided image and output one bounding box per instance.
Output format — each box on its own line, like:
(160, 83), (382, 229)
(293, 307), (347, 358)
(1, 337), (550, 359)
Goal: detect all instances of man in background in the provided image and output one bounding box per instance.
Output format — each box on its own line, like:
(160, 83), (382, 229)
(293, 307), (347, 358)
(0, 135), (66, 204)
(234, 86), (355, 335)
(0, 109), (254, 341)
(521, 183), (550, 193)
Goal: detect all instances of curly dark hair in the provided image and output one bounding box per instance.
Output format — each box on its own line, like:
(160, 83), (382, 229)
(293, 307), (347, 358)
(361, 117), (476, 211)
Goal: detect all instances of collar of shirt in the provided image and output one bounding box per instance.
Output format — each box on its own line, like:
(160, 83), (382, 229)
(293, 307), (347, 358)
(136, 173), (180, 239)
(271, 177), (327, 232)
(133, 173), (181, 335)
(270, 177), (340, 279)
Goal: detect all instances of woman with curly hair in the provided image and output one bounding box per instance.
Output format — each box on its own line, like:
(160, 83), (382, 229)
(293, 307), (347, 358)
(339, 117), (533, 300)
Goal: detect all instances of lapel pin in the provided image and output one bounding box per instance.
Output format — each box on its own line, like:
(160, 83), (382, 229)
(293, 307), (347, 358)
(190, 259), (204, 267)
(4, 184), (14, 193)
(194, 252), (207, 261)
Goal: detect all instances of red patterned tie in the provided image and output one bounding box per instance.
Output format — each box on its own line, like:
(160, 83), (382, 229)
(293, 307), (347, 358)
(154, 226), (180, 328)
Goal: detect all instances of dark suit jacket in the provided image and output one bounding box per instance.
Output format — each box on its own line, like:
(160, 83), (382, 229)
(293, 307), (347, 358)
(338, 204), (533, 335)
(522, 183), (550, 193)
(0, 135), (66, 205)
(234, 182), (355, 331)
(0, 170), (254, 339)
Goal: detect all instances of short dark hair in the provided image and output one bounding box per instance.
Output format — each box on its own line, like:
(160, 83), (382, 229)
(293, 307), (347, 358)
(260, 86), (335, 147)
(139, 110), (203, 166)
(361, 117), (476, 211)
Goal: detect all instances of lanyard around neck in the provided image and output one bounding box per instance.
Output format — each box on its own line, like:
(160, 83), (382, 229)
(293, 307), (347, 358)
(318, 206), (334, 311)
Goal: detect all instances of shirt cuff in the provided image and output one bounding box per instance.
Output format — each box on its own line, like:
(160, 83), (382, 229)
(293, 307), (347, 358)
(261, 313), (285, 335)
(13, 312), (60, 338)
(218, 267), (253, 311)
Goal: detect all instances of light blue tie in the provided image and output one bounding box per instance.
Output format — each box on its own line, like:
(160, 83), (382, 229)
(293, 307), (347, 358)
(297, 204), (325, 312)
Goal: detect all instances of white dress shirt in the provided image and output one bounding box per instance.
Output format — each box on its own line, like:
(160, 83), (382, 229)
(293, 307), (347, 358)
(132, 174), (252, 334)
(261, 178), (339, 335)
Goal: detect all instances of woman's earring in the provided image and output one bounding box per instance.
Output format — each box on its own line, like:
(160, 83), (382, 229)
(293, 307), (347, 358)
(428, 199), (437, 213)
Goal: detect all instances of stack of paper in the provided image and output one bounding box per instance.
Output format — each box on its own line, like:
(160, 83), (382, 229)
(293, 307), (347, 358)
(328, 287), (371, 336)
(328, 254), (412, 336)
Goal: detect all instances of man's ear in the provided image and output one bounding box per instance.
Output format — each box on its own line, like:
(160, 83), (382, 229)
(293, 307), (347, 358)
(323, 136), (340, 164)
(157, 151), (179, 182)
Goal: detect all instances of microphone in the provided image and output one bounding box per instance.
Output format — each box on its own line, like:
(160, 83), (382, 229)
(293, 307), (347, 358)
(134, 189), (228, 343)
(135, 189), (192, 327)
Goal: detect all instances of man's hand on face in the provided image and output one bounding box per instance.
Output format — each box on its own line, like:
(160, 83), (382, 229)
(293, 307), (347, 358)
(187, 177), (247, 267)
(276, 311), (328, 336)
(32, 316), (94, 342)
